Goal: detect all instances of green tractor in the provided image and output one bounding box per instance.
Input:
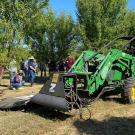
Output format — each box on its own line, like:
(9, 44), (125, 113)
(31, 36), (135, 112)
(0, 36), (135, 115)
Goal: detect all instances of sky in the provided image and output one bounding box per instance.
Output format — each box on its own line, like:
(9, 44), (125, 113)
(50, 0), (135, 20)
(50, 0), (77, 20)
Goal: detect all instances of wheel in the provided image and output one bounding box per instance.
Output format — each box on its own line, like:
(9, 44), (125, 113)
(122, 77), (135, 103)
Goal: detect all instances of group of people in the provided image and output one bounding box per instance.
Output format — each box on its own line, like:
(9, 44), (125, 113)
(0, 53), (75, 90)
(37, 53), (75, 77)
(9, 56), (38, 90)
(48, 53), (75, 74)
(3, 46), (135, 90)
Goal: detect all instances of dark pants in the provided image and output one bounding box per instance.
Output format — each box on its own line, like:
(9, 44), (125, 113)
(40, 69), (43, 77)
(30, 70), (36, 86)
(24, 68), (29, 82)
(12, 81), (25, 89)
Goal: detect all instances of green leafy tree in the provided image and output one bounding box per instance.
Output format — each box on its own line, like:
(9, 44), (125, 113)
(76, 0), (128, 49)
(54, 13), (75, 60)
(0, 0), (49, 66)
(125, 11), (135, 36)
(29, 10), (75, 62)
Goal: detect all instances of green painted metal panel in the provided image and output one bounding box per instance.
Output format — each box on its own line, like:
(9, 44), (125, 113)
(65, 48), (135, 95)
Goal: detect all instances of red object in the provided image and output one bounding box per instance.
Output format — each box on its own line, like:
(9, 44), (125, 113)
(66, 56), (74, 70)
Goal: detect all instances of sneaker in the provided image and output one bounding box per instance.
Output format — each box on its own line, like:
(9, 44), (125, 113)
(12, 87), (16, 90)
(18, 87), (23, 90)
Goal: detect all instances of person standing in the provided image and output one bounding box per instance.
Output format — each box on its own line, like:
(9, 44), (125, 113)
(39, 61), (46, 77)
(48, 59), (56, 76)
(24, 59), (29, 82)
(66, 53), (75, 71)
(34, 59), (38, 76)
(58, 60), (65, 72)
(28, 56), (36, 87)
(9, 58), (17, 89)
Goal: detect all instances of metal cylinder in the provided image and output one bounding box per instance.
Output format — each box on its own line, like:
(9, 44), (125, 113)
(30, 93), (69, 111)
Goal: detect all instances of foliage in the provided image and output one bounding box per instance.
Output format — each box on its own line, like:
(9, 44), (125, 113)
(29, 10), (75, 62)
(51, 12), (75, 60)
(0, 0), (49, 66)
(125, 11), (135, 36)
(0, 0), (75, 65)
(76, 0), (130, 49)
(0, 0), (134, 66)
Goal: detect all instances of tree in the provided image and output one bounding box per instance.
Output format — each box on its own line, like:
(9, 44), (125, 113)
(125, 11), (135, 36)
(0, 0), (49, 66)
(30, 10), (75, 62)
(76, 0), (128, 49)
(55, 13), (75, 60)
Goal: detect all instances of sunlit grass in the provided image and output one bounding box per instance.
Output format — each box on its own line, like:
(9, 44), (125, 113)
(0, 73), (135, 135)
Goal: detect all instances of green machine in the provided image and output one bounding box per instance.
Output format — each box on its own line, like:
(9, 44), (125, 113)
(31, 36), (135, 112)
(1, 36), (135, 112)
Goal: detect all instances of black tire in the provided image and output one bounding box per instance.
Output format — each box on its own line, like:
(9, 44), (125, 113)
(122, 77), (135, 103)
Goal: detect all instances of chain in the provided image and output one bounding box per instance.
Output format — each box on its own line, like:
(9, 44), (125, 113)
(65, 87), (92, 120)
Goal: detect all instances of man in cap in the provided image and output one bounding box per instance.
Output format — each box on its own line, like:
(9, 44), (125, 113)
(28, 56), (37, 86)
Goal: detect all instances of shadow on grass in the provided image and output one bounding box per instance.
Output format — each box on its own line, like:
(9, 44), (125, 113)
(0, 102), (71, 121)
(0, 84), (9, 87)
(101, 90), (124, 104)
(2, 75), (9, 80)
(102, 96), (124, 104)
(25, 103), (71, 121)
(74, 117), (135, 135)
(5, 103), (71, 121)
(0, 85), (9, 92)
(34, 76), (49, 84)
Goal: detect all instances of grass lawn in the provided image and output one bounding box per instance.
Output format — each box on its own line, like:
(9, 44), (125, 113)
(0, 73), (135, 135)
